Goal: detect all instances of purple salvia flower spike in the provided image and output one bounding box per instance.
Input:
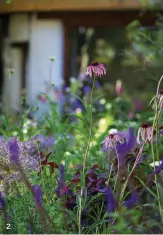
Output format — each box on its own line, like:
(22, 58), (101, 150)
(32, 185), (43, 207)
(124, 190), (140, 208)
(0, 192), (6, 210)
(8, 138), (20, 164)
(105, 186), (117, 213)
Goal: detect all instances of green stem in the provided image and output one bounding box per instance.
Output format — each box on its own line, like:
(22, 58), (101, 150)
(82, 76), (96, 174)
(151, 74), (163, 222)
(78, 76), (96, 234)
(120, 142), (145, 201)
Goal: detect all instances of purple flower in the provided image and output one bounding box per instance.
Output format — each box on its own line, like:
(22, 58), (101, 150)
(115, 128), (136, 167)
(153, 160), (163, 174)
(133, 97), (143, 112)
(0, 192), (6, 210)
(78, 73), (88, 82)
(83, 85), (91, 95)
(124, 190), (140, 208)
(34, 135), (55, 149)
(102, 128), (135, 155)
(95, 80), (101, 89)
(102, 130), (126, 152)
(7, 138), (20, 164)
(105, 186), (117, 213)
(85, 62), (107, 78)
(72, 100), (84, 111)
(32, 185), (43, 207)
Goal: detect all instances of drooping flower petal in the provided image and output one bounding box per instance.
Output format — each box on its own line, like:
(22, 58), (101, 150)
(137, 123), (154, 144)
(85, 62), (107, 78)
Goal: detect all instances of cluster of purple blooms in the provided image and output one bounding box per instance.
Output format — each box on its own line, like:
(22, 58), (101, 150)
(0, 135), (55, 213)
(54, 123), (163, 226)
(61, 74), (103, 116)
(0, 134), (55, 185)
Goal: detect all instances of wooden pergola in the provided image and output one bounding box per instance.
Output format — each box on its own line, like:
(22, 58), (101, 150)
(0, 0), (144, 13)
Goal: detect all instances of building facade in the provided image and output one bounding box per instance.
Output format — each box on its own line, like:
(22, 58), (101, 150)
(0, 0), (158, 112)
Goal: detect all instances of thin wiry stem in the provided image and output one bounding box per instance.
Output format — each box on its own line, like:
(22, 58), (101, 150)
(78, 76), (96, 234)
(49, 59), (54, 101)
(113, 145), (120, 192)
(151, 74), (163, 222)
(82, 76), (96, 174)
(120, 142), (145, 201)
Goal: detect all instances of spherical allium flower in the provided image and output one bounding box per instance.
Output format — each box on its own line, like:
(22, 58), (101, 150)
(137, 123), (154, 144)
(85, 61), (107, 78)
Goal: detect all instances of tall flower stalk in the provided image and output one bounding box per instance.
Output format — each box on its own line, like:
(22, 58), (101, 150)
(82, 62), (107, 174)
(78, 62), (106, 234)
(82, 76), (96, 174)
(151, 74), (163, 222)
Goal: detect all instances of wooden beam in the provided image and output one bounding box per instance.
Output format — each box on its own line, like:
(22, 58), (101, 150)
(38, 11), (159, 28)
(0, 0), (144, 14)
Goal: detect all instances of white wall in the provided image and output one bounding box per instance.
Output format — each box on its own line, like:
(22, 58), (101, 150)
(3, 47), (23, 110)
(3, 13), (64, 115)
(3, 14), (29, 111)
(27, 15), (64, 107)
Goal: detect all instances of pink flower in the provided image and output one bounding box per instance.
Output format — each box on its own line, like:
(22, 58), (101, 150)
(102, 131), (126, 151)
(115, 80), (123, 96)
(133, 97), (144, 112)
(137, 123), (154, 144)
(38, 94), (47, 103)
(85, 61), (107, 78)
(128, 110), (136, 120)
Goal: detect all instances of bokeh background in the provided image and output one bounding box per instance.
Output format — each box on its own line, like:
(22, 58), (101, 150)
(0, 0), (163, 116)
